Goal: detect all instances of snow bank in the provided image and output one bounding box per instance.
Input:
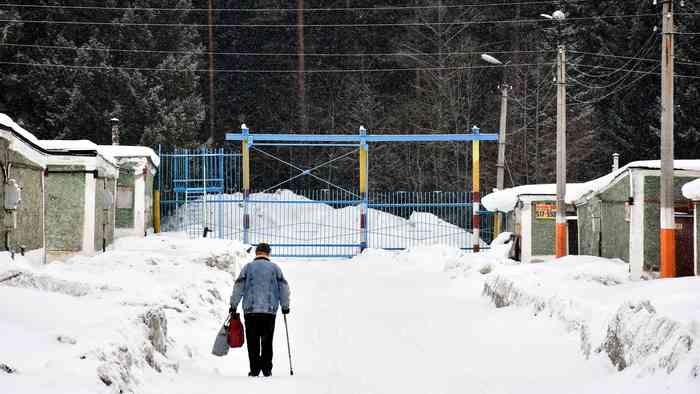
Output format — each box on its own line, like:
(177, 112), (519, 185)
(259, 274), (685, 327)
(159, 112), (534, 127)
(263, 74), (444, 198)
(481, 256), (700, 378)
(165, 190), (480, 250)
(682, 178), (700, 201)
(0, 234), (251, 393)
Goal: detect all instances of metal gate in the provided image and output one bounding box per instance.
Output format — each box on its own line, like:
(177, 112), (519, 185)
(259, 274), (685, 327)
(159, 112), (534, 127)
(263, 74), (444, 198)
(157, 147), (498, 257)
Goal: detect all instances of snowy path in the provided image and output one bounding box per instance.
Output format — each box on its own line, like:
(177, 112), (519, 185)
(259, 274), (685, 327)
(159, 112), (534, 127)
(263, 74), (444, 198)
(142, 256), (689, 394)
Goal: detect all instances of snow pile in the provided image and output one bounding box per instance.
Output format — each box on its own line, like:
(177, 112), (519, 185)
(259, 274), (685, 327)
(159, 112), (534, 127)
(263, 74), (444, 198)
(481, 256), (700, 378)
(164, 189), (479, 250)
(0, 235), (251, 393)
(682, 178), (700, 201)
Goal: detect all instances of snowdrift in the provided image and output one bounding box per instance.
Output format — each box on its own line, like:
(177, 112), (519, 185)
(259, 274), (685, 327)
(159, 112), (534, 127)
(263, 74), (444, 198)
(0, 235), (251, 394)
(163, 189), (482, 250)
(480, 256), (700, 379)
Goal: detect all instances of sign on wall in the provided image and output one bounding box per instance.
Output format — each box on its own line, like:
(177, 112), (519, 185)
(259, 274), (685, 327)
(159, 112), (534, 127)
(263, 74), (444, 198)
(534, 203), (556, 220)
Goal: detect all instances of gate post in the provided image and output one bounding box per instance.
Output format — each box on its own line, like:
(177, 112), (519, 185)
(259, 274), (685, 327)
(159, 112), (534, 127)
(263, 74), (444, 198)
(242, 124), (251, 245)
(471, 125), (481, 252)
(359, 126), (369, 252)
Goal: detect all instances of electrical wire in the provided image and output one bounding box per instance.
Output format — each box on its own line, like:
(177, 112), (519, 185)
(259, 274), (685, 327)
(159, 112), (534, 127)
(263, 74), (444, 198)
(0, 43), (555, 58)
(0, 13), (660, 29)
(570, 50), (700, 66)
(567, 65), (660, 106)
(568, 32), (658, 79)
(0, 1), (589, 13)
(0, 60), (557, 74)
(574, 63), (700, 79)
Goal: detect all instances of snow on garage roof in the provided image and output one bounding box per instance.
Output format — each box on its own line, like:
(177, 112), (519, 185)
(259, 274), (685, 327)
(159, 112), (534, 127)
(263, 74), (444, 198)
(40, 139), (118, 167)
(482, 184), (586, 213)
(98, 145), (160, 167)
(682, 178), (700, 201)
(483, 160), (700, 212)
(0, 113), (42, 145)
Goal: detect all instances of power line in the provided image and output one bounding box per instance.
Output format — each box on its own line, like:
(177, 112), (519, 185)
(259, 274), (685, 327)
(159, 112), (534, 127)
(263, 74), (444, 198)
(0, 42), (555, 58)
(570, 50), (700, 66)
(574, 63), (700, 79)
(0, 1), (586, 13)
(0, 60), (556, 74)
(0, 14), (660, 28)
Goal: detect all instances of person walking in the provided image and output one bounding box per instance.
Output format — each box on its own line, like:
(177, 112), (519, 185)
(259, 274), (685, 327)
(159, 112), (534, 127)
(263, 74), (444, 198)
(230, 243), (291, 377)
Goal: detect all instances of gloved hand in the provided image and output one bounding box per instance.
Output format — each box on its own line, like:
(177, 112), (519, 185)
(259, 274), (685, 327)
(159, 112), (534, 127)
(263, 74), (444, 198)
(282, 307), (290, 315)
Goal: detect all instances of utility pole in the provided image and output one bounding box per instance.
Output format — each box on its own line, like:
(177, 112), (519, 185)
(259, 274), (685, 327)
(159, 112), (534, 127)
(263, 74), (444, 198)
(494, 85), (508, 235)
(555, 44), (567, 258)
(207, 0), (215, 145)
(660, 0), (676, 278)
(297, 0), (307, 132)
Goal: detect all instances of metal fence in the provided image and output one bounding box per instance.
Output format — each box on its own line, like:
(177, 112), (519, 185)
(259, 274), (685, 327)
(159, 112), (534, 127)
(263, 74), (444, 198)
(158, 148), (499, 257)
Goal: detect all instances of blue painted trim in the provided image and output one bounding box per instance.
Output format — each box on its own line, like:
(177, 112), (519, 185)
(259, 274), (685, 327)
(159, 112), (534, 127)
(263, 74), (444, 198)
(368, 203), (472, 208)
(248, 200), (361, 205)
(272, 254), (355, 258)
(260, 243), (363, 248)
(226, 133), (498, 143)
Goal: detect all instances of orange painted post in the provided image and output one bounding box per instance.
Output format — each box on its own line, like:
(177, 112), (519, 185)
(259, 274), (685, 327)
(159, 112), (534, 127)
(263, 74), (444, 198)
(659, 0), (676, 278)
(660, 229), (677, 278)
(471, 126), (481, 253)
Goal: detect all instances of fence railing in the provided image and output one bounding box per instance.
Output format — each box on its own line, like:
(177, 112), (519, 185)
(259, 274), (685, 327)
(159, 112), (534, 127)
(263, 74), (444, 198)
(157, 148), (501, 257)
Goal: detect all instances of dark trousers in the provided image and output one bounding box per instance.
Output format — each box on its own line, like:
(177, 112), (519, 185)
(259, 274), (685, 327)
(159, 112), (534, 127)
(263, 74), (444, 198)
(244, 313), (276, 374)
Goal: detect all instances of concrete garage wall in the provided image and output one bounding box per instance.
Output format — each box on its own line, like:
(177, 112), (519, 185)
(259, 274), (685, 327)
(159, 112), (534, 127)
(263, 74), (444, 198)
(116, 167), (135, 228)
(0, 143), (45, 252)
(145, 172), (154, 230)
(577, 201), (597, 256)
(94, 177), (116, 252)
(643, 176), (695, 271)
(599, 177), (630, 262)
(45, 169), (85, 252)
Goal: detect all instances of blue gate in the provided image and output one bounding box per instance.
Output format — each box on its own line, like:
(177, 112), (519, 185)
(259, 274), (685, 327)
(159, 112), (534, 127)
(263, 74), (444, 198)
(157, 147), (498, 257)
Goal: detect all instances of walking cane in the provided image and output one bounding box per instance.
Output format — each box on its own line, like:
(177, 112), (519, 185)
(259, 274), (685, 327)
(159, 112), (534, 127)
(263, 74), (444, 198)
(283, 314), (294, 376)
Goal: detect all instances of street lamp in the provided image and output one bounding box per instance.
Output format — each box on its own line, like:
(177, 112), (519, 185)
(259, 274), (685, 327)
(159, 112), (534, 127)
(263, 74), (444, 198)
(480, 53), (512, 236)
(542, 10), (568, 258)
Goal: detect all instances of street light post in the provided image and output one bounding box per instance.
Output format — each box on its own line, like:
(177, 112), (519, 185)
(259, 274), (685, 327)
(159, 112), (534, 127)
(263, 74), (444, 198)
(481, 54), (511, 236)
(555, 45), (567, 258)
(660, 0), (676, 278)
(541, 9), (567, 258)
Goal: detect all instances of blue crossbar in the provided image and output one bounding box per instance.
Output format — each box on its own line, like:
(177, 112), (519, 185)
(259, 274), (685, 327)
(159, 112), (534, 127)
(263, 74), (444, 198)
(226, 133), (498, 143)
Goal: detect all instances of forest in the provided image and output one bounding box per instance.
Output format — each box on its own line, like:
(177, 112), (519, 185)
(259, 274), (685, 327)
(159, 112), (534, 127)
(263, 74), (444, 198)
(0, 1), (698, 192)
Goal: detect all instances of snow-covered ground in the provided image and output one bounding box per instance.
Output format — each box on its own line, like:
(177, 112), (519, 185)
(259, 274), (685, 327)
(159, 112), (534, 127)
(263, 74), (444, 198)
(1, 234), (698, 393)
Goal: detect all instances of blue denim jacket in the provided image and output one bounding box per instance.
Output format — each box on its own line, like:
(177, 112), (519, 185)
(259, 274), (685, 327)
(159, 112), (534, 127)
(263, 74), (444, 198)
(230, 257), (291, 315)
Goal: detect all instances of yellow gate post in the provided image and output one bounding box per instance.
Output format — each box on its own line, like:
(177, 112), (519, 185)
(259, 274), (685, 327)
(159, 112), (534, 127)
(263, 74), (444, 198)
(471, 126), (481, 253)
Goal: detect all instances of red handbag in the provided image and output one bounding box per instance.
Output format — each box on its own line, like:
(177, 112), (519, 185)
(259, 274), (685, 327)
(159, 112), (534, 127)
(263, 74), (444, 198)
(227, 313), (245, 348)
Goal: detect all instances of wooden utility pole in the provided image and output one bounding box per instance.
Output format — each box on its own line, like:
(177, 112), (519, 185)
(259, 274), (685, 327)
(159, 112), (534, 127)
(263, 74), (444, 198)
(555, 45), (567, 258)
(494, 85), (508, 236)
(207, 0), (216, 145)
(297, 0), (307, 131)
(660, 0), (676, 278)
